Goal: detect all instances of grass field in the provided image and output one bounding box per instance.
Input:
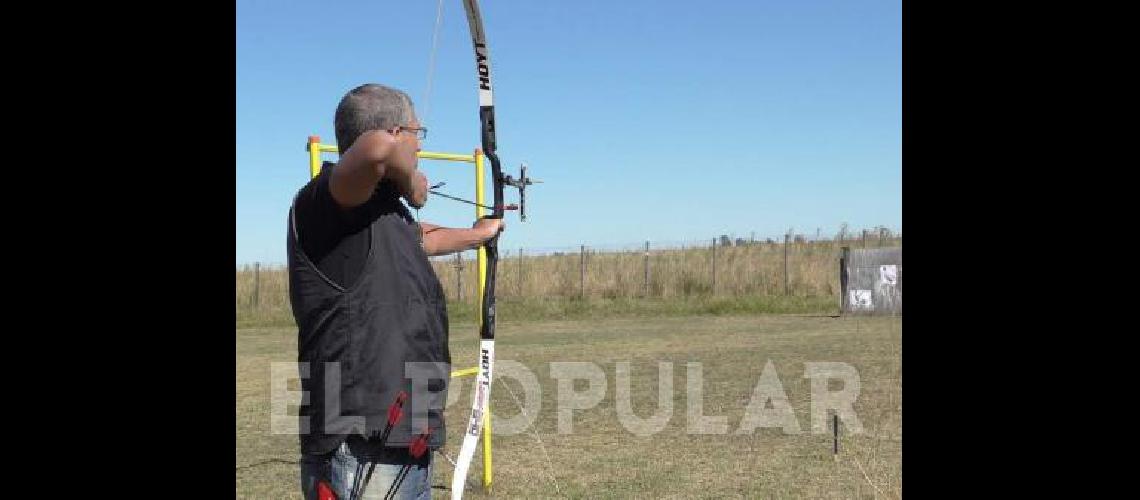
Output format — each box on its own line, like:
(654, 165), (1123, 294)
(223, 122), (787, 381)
(236, 312), (901, 499)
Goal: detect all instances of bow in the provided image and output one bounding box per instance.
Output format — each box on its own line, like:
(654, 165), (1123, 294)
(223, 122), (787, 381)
(450, 1), (502, 498)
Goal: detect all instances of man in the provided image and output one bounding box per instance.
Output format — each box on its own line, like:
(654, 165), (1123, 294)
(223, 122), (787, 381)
(288, 83), (503, 500)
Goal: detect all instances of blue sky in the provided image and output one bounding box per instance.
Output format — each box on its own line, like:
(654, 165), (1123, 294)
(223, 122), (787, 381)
(236, 0), (900, 265)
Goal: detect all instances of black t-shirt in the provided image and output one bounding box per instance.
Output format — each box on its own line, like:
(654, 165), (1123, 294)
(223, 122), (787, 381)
(292, 162), (415, 288)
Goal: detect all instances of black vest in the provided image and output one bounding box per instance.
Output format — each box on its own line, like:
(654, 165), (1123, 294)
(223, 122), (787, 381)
(287, 192), (450, 456)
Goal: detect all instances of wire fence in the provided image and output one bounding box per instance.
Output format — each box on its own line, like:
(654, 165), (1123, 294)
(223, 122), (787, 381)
(236, 227), (900, 313)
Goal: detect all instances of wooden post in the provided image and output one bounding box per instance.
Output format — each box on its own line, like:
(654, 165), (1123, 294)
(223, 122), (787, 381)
(833, 413), (839, 455)
(840, 246), (850, 314)
(711, 238), (717, 295)
(644, 241), (650, 297)
(253, 262), (260, 308)
(615, 249), (621, 298)
(784, 234), (790, 295)
(455, 253), (464, 302)
(504, 249), (510, 298)
(580, 245), (586, 299)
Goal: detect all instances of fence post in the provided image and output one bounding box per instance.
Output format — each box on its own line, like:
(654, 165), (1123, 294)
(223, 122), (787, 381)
(839, 246), (850, 314)
(862, 229), (867, 249)
(615, 249), (621, 298)
(455, 253), (464, 302)
(253, 262), (260, 308)
(644, 241), (650, 297)
(681, 244), (686, 297)
(748, 236), (755, 294)
(783, 234), (790, 295)
(580, 244), (586, 299)
(711, 238), (717, 295)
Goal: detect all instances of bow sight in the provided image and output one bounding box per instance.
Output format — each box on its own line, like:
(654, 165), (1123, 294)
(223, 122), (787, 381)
(502, 162), (540, 221)
(428, 162), (540, 221)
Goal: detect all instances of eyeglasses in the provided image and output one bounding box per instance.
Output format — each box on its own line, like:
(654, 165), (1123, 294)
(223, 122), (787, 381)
(398, 126), (428, 140)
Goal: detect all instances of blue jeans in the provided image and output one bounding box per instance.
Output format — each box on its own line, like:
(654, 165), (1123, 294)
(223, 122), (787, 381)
(301, 438), (433, 500)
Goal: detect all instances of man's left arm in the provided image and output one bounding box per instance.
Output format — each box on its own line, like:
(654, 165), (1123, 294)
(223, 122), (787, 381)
(420, 219), (503, 256)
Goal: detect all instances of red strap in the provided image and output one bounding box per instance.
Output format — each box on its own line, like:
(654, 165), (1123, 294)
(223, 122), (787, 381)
(317, 480), (337, 500)
(388, 391), (408, 426)
(409, 426), (433, 459)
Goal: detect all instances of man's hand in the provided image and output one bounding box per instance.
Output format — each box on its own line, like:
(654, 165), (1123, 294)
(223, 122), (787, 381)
(330, 128), (419, 210)
(374, 128), (420, 199)
(343, 129), (397, 169)
(473, 218), (504, 241)
(404, 171), (429, 209)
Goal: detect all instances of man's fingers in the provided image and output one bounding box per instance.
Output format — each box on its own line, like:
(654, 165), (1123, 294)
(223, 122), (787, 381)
(473, 218), (505, 240)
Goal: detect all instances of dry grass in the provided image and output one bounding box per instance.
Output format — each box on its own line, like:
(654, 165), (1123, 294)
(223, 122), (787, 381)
(236, 314), (901, 498)
(430, 239), (901, 302)
(236, 238), (901, 325)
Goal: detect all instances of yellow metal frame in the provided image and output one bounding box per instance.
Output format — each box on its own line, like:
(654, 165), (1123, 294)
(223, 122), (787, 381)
(304, 135), (494, 491)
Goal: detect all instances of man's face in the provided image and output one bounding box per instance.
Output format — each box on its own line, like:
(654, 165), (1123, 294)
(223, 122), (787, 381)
(392, 114), (424, 172)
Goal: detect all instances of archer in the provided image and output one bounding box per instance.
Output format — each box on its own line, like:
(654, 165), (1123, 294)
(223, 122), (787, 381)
(288, 83), (504, 500)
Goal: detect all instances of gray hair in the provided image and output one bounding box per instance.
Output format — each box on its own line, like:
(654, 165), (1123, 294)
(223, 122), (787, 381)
(334, 84), (415, 155)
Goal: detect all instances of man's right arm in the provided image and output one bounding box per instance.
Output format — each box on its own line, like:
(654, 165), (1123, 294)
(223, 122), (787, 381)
(329, 129), (415, 209)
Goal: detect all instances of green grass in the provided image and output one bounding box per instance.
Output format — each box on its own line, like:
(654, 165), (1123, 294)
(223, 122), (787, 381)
(236, 294), (839, 329)
(237, 313), (901, 499)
